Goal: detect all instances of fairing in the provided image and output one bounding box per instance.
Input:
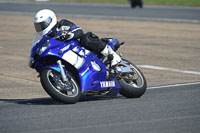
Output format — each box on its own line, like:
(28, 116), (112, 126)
(29, 36), (121, 92)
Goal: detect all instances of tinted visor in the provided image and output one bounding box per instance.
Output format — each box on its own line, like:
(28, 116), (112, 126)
(34, 17), (52, 32)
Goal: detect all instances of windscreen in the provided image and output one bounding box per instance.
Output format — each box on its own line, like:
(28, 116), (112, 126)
(32, 33), (42, 47)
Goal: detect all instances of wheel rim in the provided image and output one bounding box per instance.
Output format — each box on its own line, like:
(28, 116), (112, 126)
(122, 63), (144, 88)
(46, 69), (79, 97)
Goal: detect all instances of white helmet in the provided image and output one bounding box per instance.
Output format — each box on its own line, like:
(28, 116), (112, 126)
(34, 9), (57, 36)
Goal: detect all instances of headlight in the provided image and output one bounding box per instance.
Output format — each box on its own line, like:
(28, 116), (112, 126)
(38, 40), (50, 55)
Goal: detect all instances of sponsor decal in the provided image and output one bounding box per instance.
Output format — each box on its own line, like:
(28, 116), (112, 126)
(58, 45), (70, 55)
(72, 46), (90, 57)
(100, 81), (115, 88)
(61, 45), (70, 52)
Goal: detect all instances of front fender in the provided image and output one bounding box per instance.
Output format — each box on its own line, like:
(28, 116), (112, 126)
(39, 63), (75, 82)
(40, 64), (61, 73)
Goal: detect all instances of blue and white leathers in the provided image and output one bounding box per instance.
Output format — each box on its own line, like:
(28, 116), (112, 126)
(29, 35), (121, 94)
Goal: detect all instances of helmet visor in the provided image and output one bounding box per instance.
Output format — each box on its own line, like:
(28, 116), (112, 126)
(34, 17), (52, 32)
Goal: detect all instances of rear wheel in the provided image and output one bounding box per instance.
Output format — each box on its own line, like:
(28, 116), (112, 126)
(40, 69), (80, 104)
(118, 59), (147, 98)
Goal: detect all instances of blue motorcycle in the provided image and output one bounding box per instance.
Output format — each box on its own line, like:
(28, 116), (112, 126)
(29, 33), (147, 104)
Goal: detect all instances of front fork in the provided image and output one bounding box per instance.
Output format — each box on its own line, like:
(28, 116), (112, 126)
(57, 60), (68, 82)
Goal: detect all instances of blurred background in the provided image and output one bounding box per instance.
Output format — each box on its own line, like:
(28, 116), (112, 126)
(2, 0), (200, 6)
(0, 0), (200, 132)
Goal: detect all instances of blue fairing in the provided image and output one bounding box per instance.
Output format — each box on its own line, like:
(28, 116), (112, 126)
(30, 36), (121, 93)
(78, 53), (107, 92)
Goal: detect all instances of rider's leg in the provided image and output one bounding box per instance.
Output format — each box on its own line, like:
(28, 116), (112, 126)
(101, 45), (121, 66)
(80, 32), (121, 66)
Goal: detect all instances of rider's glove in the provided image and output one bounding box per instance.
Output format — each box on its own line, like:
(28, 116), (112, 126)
(60, 31), (74, 41)
(60, 31), (69, 41)
(66, 32), (74, 40)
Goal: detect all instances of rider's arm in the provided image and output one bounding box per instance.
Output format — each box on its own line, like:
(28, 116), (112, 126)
(59, 19), (84, 40)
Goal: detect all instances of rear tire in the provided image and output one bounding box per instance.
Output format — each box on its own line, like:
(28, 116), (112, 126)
(40, 69), (81, 104)
(118, 59), (147, 98)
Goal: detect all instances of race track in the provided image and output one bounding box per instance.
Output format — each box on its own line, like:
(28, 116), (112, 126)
(1, 83), (200, 133)
(0, 2), (200, 133)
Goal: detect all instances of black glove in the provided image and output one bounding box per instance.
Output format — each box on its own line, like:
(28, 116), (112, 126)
(60, 31), (70, 41)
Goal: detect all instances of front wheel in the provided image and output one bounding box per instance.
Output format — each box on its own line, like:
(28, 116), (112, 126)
(40, 69), (81, 104)
(118, 59), (147, 98)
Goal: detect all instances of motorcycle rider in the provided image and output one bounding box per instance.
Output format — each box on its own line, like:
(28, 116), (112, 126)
(34, 9), (121, 66)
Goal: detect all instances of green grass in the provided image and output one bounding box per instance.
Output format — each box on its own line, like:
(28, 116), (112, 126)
(30, 0), (200, 6)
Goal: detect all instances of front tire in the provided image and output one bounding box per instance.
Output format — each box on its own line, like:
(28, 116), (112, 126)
(40, 69), (81, 104)
(118, 59), (147, 98)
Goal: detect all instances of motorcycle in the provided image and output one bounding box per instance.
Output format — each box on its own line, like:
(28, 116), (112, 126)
(129, 0), (143, 8)
(29, 33), (147, 104)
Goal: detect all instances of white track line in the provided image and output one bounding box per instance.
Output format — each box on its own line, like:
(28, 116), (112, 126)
(148, 82), (200, 90)
(138, 65), (200, 75)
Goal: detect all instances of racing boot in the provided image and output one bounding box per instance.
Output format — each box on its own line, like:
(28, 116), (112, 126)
(101, 45), (122, 66)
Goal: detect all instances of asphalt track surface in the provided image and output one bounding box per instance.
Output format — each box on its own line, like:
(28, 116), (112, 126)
(0, 2), (200, 133)
(1, 83), (200, 133)
(0, 2), (200, 23)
